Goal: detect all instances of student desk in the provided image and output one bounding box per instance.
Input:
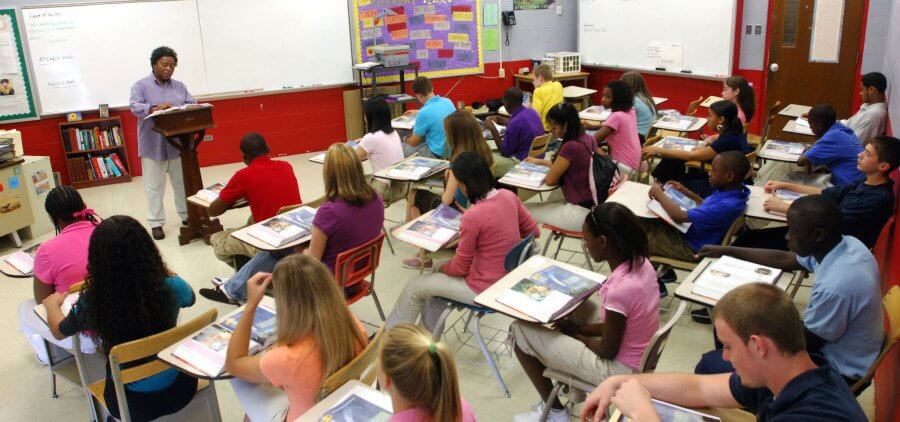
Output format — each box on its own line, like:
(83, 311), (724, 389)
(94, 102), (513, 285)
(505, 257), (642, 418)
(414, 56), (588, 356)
(0, 252), (31, 278)
(746, 185), (788, 223)
(778, 104), (812, 118)
(474, 255), (607, 322)
(230, 212), (315, 251)
(514, 71), (590, 90)
(653, 117), (708, 133)
(563, 85), (598, 109)
(700, 96), (724, 108)
(756, 140), (805, 163)
(674, 257), (803, 308)
(158, 296), (277, 381)
(498, 173), (559, 193)
(782, 120), (815, 137)
(296, 380), (392, 421)
(605, 181), (656, 219)
(652, 97), (668, 106)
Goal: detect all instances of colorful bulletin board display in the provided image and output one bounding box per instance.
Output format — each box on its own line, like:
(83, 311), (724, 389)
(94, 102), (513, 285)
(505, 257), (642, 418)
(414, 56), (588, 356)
(514, 0), (555, 11)
(353, 0), (484, 79)
(0, 9), (37, 122)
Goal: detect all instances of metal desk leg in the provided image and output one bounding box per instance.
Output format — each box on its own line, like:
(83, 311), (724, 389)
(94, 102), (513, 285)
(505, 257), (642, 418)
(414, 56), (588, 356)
(9, 231), (22, 247)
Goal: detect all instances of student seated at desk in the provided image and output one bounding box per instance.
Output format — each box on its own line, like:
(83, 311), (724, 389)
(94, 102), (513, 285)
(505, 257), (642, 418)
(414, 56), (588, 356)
(586, 80), (641, 179)
(647, 100), (750, 197)
(207, 133), (301, 265)
(355, 96), (405, 205)
(387, 152), (540, 334)
(402, 76), (455, 158)
(695, 195), (883, 391)
(510, 203), (659, 422)
(485, 87), (545, 177)
(580, 283), (867, 422)
(531, 64), (564, 132)
(378, 324), (477, 422)
(403, 110), (495, 269)
(18, 186), (99, 364)
(202, 143), (384, 304)
(735, 135), (899, 250)
(225, 255), (367, 422)
(620, 71), (657, 144)
(784, 104), (865, 187)
(523, 103), (598, 232)
(43, 216), (197, 421)
(637, 151), (751, 263)
(842, 72), (888, 145)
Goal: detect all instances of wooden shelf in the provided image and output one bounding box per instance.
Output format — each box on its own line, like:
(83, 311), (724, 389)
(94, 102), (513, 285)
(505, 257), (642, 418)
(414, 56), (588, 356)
(72, 174), (132, 189)
(65, 145), (126, 156)
(59, 117), (121, 128)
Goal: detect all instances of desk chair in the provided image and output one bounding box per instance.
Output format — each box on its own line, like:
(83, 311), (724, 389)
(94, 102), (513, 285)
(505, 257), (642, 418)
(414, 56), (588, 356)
(538, 301), (688, 421)
(372, 176), (409, 255)
(429, 234), (539, 398)
(686, 96), (704, 117)
(317, 326), (385, 399)
(761, 101), (783, 143)
(86, 309), (222, 422)
(530, 133), (552, 159)
(851, 285), (900, 394)
(335, 233), (387, 321)
(45, 281), (97, 400)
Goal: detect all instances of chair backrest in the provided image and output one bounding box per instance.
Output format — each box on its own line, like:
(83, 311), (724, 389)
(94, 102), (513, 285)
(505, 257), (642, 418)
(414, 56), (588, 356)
(686, 96), (704, 116)
(851, 286), (900, 393)
(504, 233), (537, 272)
(276, 196), (326, 215)
(721, 215), (746, 246)
(745, 142), (760, 170)
(107, 308), (218, 420)
(640, 300), (687, 373)
(334, 233), (385, 289)
(318, 325), (385, 400)
(530, 133), (552, 158)
(761, 100), (782, 142)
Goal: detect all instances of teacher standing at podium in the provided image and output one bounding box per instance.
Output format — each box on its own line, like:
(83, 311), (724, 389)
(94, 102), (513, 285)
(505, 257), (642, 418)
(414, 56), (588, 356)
(129, 46), (196, 240)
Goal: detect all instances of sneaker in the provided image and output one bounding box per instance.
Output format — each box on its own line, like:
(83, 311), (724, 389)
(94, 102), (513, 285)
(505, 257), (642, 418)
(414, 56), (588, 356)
(211, 277), (225, 287)
(691, 307), (712, 324)
(659, 268), (677, 284)
(151, 227), (165, 240)
(199, 287), (240, 305)
(182, 219), (189, 226)
(513, 402), (568, 422)
(27, 334), (49, 366)
(402, 257), (433, 270)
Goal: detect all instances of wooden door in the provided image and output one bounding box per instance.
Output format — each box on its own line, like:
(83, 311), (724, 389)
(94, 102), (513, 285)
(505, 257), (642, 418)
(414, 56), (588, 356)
(766, 0), (865, 120)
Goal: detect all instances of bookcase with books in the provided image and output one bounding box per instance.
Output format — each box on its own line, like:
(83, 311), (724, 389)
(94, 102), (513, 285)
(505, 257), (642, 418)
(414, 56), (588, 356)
(59, 117), (132, 189)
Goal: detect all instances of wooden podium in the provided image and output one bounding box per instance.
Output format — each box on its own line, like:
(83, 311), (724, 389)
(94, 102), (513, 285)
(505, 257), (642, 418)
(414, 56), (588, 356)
(150, 106), (223, 245)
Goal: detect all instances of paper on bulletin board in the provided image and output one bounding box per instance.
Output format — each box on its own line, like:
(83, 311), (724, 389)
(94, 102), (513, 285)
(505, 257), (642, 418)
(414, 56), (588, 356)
(353, 0), (484, 80)
(0, 9), (38, 122)
(484, 27), (499, 51)
(483, 3), (499, 26)
(809, 0), (844, 63)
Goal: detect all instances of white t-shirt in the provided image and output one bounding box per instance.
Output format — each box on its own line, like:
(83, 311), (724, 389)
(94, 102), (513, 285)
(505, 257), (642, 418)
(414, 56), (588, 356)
(358, 130), (404, 174)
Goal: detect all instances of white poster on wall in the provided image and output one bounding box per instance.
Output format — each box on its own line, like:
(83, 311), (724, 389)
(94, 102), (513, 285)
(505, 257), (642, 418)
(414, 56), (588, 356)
(809, 0), (845, 63)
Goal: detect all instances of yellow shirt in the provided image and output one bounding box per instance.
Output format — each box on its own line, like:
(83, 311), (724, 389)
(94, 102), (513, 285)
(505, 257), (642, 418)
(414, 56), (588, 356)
(532, 81), (563, 131)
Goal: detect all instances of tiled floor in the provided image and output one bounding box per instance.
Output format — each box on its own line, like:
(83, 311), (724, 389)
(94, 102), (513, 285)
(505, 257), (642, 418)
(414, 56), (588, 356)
(0, 151), (875, 421)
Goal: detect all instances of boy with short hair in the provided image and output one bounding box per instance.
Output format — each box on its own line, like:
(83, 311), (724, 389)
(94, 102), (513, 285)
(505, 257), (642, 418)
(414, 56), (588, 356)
(402, 76), (455, 158)
(737, 135), (899, 249)
(581, 283), (867, 422)
(842, 72), (888, 145)
(636, 151), (751, 263)
(485, 87), (544, 176)
(697, 195), (884, 389)
(531, 64), (564, 131)
(788, 103), (864, 187)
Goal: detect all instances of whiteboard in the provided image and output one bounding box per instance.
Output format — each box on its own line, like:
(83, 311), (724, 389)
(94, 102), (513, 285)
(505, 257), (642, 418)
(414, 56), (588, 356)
(578, 0), (737, 77)
(197, 0), (353, 93)
(22, 1), (208, 115)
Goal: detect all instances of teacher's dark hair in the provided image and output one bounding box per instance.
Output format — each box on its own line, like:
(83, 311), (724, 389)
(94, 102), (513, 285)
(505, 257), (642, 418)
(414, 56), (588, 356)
(150, 46), (178, 66)
(584, 202), (648, 271)
(450, 151), (495, 205)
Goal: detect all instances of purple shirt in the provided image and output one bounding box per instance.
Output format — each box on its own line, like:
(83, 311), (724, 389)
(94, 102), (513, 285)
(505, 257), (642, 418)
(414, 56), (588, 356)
(129, 74), (196, 161)
(557, 133), (598, 206)
(501, 106), (545, 160)
(312, 193), (384, 272)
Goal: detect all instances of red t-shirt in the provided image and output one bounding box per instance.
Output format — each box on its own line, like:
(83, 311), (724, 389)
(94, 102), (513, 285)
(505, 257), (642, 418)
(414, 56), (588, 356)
(217, 156), (301, 222)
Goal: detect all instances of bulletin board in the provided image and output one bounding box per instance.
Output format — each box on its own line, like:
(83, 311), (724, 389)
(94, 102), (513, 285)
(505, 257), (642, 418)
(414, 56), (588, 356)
(353, 0), (484, 79)
(0, 9), (37, 122)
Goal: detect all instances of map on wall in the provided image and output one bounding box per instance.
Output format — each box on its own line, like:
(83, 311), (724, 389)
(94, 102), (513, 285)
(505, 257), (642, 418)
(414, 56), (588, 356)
(353, 0), (484, 78)
(514, 0), (555, 10)
(0, 9), (37, 122)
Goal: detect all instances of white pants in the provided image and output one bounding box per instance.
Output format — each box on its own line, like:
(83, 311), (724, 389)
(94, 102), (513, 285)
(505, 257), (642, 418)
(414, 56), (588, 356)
(18, 299), (97, 362)
(386, 267), (478, 336)
(141, 156), (188, 228)
(523, 189), (591, 232)
(230, 378), (289, 422)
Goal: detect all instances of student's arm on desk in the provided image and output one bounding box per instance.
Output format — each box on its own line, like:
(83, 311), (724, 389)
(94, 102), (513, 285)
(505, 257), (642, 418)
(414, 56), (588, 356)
(648, 184), (691, 223)
(33, 277), (55, 304)
(763, 180), (822, 196)
(208, 197), (235, 217)
(643, 145), (717, 163)
(42, 293), (68, 340)
(526, 155), (569, 186)
(697, 245), (803, 271)
(224, 273), (270, 384)
(582, 373), (738, 422)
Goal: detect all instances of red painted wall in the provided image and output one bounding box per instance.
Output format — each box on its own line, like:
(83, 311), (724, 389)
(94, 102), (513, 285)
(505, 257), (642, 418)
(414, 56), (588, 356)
(1, 60), (526, 185)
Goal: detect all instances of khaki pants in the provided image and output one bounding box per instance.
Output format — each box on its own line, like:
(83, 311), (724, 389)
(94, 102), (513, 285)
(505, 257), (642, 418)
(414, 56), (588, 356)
(492, 152), (520, 178)
(141, 157), (187, 228)
(523, 189), (590, 232)
(210, 217), (259, 263)
(636, 217), (698, 262)
(371, 178), (406, 206)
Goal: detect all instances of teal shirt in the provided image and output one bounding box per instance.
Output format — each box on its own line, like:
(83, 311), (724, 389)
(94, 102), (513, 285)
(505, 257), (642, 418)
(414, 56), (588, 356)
(413, 95), (455, 157)
(633, 95), (654, 136)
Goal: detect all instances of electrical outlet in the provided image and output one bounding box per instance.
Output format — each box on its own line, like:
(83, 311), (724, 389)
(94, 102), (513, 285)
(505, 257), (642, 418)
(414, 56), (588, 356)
(745, 25), (752, 35)
(498, 68), (506, 78)
(556, 5), (563, 15)
(754, 25), (762, 35)
(203, 134), (213, 142)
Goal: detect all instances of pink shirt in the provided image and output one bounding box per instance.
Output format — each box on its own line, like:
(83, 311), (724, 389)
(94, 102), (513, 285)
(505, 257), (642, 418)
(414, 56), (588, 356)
(359, 130), (404, 174)
(33, 220), (95, 293)
(598, 259), (660, 370)
(737, 104), (747, 126)
(390, 398), (477, 422)
(603, 109), (642, 170)
(442, 189), (540, 293)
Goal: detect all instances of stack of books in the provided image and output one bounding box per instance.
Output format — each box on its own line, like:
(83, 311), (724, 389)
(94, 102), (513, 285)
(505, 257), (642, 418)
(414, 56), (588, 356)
(496, 263), (603, 323)
(247, 207), (317, 247)
(499, 162), (550, 188)
(648, 185), (697, 233)
(656, 136), (701, 151)
(394, 204), (462, 252)
(385, 157), (448, 180)
(692, 256), (781, 301)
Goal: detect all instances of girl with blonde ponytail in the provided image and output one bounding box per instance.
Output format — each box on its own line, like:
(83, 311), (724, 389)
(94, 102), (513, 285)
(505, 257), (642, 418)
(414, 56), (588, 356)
(378, 325), (477, 422)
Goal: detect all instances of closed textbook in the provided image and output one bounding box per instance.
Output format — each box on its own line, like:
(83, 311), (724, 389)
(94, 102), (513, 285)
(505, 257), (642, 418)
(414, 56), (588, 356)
(247, 207), (317, 247)
(500, 162), (549, 188)
(394, 205), (462, 252)
(386, 157), (447, 180)
(496, 265), (603, 323)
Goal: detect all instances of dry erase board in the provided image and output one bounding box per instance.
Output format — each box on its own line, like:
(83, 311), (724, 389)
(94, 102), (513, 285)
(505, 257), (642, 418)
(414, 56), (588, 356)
(578, 0), (737, 78)
(21, 0), (355, 115)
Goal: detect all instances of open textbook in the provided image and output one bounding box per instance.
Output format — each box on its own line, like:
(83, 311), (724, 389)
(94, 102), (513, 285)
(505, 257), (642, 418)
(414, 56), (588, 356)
(4, 243), (41, 274)
(390, 115), (416, 130)
(499, 162), (550, 188)
(144, 103), (212, 120)
(385, 157), (448, 180)
(496, 265), (603, 323)
(247, 206), (317, 247)
(648, 185), (697, 233)
(691, 256), (781, 301)
(172, 304), (277, 377)
(394, 204), (462, 252)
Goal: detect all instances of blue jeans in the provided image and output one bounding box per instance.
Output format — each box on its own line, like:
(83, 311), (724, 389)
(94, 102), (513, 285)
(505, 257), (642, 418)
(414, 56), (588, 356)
(402, 141), (439, 158)
(222, 249), (291, 301)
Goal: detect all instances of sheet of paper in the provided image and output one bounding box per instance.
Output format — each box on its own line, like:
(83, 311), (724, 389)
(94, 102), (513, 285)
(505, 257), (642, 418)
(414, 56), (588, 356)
(483, 27), (500, 51)
(483, 3), (499, 26)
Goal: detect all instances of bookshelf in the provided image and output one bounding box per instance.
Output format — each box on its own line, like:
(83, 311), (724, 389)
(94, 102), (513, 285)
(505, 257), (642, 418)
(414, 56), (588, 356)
(59, 117), (132, 189)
